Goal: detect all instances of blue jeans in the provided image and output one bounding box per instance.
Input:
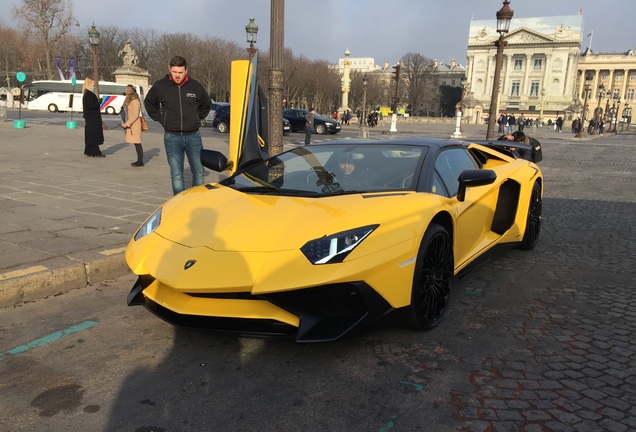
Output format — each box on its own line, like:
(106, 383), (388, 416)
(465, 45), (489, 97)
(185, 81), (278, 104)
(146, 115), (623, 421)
(164, 130), (205, 195)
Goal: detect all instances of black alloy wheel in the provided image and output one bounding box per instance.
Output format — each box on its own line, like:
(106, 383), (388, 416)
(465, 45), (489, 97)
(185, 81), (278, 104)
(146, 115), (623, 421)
(406, 223), (454, 331)
(517, 181), (542, 250)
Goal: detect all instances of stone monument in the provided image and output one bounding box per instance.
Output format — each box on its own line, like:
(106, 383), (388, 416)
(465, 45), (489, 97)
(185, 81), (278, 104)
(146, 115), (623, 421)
(113, 41), (150, 98)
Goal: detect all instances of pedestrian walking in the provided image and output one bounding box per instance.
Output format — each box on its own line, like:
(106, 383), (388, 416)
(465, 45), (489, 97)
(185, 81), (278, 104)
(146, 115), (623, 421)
(144, 56), (211, 195)
(518, 113), (525, 132)
(304, 107), (315, 145)
(82, 77), (105, 157)
(120, 85), (144, 167)
(507, 114), (516, 134)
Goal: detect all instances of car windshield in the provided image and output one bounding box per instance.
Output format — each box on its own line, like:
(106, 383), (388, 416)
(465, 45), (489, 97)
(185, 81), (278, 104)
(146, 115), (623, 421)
(219, 144), (427, 196)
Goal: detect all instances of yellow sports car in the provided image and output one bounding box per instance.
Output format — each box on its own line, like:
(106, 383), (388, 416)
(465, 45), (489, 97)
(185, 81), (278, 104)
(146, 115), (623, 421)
(126, 58), (543, 342)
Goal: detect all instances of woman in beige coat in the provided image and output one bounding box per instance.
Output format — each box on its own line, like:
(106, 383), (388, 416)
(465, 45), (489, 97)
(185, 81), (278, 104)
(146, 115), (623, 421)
(120, 85), (144, 167)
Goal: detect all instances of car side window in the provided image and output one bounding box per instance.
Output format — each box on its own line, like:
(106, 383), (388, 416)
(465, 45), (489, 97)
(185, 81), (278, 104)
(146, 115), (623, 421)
(434, 148), (478, 197)
(431, 172), (448, 197)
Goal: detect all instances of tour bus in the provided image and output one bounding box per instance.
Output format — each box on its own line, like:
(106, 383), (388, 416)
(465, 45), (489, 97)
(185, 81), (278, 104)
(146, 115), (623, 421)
(23, 80), (143, 115)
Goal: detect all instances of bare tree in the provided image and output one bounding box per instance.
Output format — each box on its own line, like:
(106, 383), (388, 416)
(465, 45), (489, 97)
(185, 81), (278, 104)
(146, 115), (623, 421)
(0, 25), (23, 87)
(12, 0), (79, 79)
(399, 52), (437, 116)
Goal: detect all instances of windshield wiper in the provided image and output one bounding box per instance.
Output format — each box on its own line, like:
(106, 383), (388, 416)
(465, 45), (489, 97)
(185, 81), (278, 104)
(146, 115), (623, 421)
(236, 186), (319, 196)
(235, 186), (279, 193)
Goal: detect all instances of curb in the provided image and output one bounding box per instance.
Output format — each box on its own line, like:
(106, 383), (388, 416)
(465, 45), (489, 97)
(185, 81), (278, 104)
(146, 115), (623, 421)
(0, 254), (129, 308)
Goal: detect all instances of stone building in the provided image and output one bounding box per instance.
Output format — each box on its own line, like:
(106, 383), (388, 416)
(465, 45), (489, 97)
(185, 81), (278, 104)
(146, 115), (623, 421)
(433, 59), (466, 87)
(577, 48), (636, 127)
(465, 15), (583, 124)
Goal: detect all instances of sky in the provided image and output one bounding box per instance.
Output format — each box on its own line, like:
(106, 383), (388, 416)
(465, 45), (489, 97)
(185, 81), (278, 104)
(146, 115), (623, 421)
(2, 0), (636, 67)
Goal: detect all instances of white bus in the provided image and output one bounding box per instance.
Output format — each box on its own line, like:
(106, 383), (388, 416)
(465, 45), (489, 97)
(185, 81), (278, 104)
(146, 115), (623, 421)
(23, 80), (143, 115)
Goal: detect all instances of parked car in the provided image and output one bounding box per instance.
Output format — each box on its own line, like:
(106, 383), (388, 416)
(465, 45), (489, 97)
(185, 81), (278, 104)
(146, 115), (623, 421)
(212, 104), (291, 135)
(203, 101), (230, 127)
(283, 109), (341, 134)
(127, 136), (543, 342)
(212, 104), (230, 133)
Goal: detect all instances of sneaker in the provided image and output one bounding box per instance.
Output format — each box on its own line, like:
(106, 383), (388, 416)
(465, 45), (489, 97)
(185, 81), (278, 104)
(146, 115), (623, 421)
(131, 161), (144, 167)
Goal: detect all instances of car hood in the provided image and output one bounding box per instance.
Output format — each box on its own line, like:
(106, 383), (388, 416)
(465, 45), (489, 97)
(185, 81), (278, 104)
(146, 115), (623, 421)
(154, 185), (415, 252)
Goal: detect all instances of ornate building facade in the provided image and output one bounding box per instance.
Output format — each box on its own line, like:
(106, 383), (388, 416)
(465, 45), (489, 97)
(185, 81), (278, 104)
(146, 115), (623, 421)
(465, 15), (583, 124)
(577, 48), (636, 126)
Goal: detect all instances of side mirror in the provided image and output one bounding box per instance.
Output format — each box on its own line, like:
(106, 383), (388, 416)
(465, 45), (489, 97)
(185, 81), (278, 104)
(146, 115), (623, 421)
(200, 149), (228, 172)
(457, 169), (496, 202)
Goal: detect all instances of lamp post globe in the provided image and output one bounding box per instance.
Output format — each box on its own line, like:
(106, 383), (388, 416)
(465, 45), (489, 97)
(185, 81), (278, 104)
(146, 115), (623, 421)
(245, 18), (258, 61)
(486, 1), (513, 140)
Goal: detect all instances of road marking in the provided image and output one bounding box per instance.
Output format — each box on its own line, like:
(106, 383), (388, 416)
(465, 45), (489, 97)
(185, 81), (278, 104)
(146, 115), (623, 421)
(0, 320), (99, 361)
(100, 247), (126, 256)
(400, 381), (424, 392)
(0, 265), (48, 280)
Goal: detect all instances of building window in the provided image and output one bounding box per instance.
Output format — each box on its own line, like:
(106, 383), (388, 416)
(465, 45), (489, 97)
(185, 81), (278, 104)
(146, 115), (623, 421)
(630, 72), (636, 81)
(514, 58), (523, 70)
(534, 58), (543, 70)
(616, 72), (623, 81)
(601, 72), (608, 81)
(530, 81), (540, 96)
(628, 89), (634, 100)
(511, 80), (520, 96)
(614, 88), (620, 98)
(451, 79), (456, 86)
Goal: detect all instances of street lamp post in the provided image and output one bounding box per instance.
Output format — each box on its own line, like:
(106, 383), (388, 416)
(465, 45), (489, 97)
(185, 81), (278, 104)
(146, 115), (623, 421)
(486, 0), (514, 140)
(539, 88), (546, 126)
(591, 83), (605, 135)
(245, 18), (258, 61)
(609, 93), (621, 133)
(267, 0), (285, 157)
(88, 23), (100, 97)
(575, 73), (592, 138)
(358, 74), (368, 138)
(451, 75), (468, 138)
(622, 103), (632, 132)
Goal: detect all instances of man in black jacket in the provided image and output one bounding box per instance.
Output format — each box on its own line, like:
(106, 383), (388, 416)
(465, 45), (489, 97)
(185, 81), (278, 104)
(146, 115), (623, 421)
(144, 56), (211, 195)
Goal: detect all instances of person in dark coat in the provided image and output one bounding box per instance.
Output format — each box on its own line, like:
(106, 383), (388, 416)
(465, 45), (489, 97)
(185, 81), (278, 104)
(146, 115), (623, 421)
(82, 77), (105, 157)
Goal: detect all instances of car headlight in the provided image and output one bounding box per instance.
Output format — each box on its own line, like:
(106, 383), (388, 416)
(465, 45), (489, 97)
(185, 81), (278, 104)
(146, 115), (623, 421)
(301, 225), (379, 264)
(134, 208), (162, 241)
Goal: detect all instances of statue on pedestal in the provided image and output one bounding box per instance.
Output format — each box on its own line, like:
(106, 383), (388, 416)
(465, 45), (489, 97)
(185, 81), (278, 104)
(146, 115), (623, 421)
(118, 41), (139, 67)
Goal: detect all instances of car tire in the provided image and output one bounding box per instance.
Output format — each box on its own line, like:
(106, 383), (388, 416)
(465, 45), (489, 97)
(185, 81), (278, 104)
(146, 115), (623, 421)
(406, 223), (453, 331)
(48, 104), (58, 113)
(217, 122), (228, 133)
(516, 181), (542, 250)
(105, 106), (116, 115)
(315, 124), (326, 134)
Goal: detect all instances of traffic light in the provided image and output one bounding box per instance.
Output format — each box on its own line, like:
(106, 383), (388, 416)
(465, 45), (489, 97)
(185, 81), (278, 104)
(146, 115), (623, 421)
(392, 64), (401, 82)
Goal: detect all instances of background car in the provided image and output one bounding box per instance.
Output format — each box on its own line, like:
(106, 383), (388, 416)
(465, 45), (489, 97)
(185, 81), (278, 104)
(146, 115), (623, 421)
(212, 104), (230, 133)
(203, 101), (230, 127)
(212, 104), (290, 134)
(283, 109), (341, 134)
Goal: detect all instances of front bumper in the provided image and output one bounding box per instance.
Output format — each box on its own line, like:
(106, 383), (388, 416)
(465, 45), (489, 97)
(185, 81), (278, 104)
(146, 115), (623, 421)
(128, 276), (396, 342)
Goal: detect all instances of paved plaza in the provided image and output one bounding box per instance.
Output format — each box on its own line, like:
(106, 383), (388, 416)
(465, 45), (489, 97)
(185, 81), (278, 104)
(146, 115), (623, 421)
(1, 111), (635, 431)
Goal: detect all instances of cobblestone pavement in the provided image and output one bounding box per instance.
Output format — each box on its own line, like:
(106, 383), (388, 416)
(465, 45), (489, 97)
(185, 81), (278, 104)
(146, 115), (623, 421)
(366, 137), (636, 431)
